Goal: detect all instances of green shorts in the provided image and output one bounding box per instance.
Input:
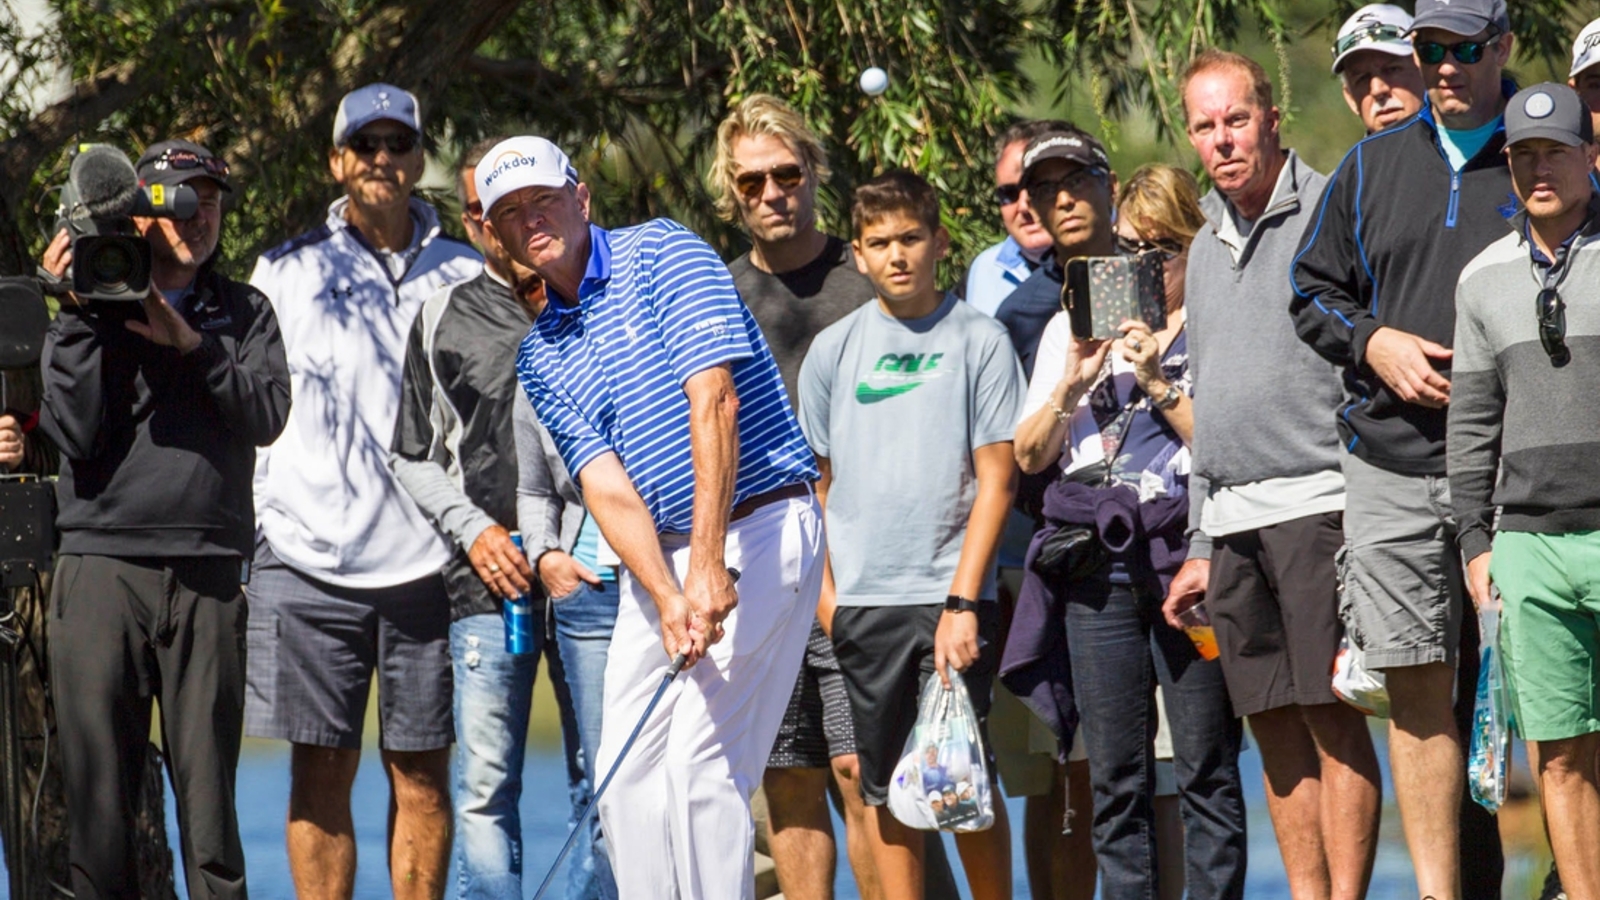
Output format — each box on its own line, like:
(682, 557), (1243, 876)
(1490, 531), (1600, 742)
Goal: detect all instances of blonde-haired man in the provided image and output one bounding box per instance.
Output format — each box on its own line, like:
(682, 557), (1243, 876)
(711, 93), (892, 900)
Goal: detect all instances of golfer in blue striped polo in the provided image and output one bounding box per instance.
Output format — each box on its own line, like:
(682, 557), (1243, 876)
(477, 136), (825, 899)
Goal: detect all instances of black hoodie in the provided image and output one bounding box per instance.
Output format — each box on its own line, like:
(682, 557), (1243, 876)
(1290, 84), (1518, 476)
(39, 263), (291, 557)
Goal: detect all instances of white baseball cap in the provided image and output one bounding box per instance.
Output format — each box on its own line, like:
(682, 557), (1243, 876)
(1571, 18), (1600, 79)
(472, 136), (580, 218)
(1331, 4), (1415, 75)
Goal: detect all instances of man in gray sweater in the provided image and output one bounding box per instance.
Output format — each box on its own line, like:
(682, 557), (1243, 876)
(1450, 83), (1600, 900)
(1163, 49), (1383, 900)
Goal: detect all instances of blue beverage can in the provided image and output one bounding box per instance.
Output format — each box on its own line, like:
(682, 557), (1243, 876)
(504, 531), (535, 655)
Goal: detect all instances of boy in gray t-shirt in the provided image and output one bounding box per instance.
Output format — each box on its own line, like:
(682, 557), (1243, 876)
(798, 170), (1023, 898)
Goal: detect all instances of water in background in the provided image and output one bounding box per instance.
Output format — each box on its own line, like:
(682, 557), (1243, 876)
(4, 709), (1555, 898)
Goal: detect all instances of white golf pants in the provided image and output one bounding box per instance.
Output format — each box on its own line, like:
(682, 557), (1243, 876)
(596, 491), (824, 899)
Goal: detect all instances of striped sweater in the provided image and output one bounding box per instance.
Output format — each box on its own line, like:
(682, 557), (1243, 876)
(1449, 197), (1600, 562)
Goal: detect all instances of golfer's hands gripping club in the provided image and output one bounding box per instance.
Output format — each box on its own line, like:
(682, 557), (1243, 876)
(661, 567), (741, 670)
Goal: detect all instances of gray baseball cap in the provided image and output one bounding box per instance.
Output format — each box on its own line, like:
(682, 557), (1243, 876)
(1505, 83), (1594, 148)
(1409, 0), (1509, 37)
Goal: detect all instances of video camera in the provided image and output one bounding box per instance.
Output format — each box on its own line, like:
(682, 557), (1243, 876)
(49, 143), (199, 302)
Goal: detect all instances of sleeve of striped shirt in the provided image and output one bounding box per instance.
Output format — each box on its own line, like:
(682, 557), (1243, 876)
(648, 225), (756, 385)
(516, 350), (610, 480)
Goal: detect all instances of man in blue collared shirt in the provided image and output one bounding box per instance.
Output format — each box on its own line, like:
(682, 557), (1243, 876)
(478, 135), (824, 899)
(962, 120), (1062, 316)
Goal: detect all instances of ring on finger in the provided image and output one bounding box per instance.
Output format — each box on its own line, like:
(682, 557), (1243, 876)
(488, 563), (501, 573)
(1128, 338), (1143, 352)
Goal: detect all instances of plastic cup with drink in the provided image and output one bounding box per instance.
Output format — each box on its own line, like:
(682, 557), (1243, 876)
(1173, 596), (1220, 661)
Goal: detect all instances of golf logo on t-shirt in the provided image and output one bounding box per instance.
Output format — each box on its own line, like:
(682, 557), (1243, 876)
(854, 351), (947, 404)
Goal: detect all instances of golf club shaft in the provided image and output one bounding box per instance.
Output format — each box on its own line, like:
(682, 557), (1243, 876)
(530, 566), (738, 899)
(530, 652), (687, 900)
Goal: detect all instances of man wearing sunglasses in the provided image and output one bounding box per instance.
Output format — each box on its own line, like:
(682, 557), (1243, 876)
(1450, 83), (1600, 900)
(1332, 4), (1427, 136)
(36, 138), (289, 899)
(712, 94), (947, 900)
(247, 82), (482, 900)
(1171, 49), (1383, 900)
(1292, 1), (1517, 897)
(963, 120), (1066, 317)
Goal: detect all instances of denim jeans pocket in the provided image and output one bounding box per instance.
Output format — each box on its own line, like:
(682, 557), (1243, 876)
(550, 582), (592, 607)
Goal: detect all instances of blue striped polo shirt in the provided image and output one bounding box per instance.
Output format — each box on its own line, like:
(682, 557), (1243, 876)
(515, 219), (818, 534)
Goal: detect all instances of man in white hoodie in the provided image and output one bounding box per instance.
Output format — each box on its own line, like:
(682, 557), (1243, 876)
(246, 83), (481, 900)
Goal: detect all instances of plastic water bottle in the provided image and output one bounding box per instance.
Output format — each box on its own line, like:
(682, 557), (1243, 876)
(504, 532), (535, 656)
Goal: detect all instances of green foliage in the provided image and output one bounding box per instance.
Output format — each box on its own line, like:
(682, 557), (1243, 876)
(1, 0), (1596, 284)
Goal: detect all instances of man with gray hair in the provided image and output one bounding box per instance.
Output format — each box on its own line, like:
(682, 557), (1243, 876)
(1331, 4), (1426, 135)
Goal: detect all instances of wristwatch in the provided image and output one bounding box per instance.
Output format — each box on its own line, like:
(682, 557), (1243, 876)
(1152, 383), (1183, 411)
(944, 595), (979, 614)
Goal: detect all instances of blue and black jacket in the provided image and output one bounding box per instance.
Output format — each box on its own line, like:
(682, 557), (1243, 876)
(1290, 83), (1518, 476)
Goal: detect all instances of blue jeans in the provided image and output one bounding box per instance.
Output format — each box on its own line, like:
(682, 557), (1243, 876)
(549, 579), (621, 900)
(451, 611), (539, 900)
(450, 577), (621, 900)
(1066, 574), (1247, 900)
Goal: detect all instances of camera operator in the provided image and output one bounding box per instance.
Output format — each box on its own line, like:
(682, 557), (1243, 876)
(37, 138), (290, 900)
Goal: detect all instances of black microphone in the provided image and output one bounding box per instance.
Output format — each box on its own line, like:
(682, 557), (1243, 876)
(67, 144), (139, 219)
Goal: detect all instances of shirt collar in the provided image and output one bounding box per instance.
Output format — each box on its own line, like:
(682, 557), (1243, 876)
(543, 222), (612, 321)
(1519, 193), (1600, 267)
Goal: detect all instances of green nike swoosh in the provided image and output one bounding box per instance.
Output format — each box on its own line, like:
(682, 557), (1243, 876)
(855, 381), (926, 403)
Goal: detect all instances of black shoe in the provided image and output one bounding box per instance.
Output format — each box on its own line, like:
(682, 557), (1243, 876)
(1540, 860), (1567, 900)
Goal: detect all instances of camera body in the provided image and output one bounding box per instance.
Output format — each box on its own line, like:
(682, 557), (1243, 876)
(50, 144), (197, 302)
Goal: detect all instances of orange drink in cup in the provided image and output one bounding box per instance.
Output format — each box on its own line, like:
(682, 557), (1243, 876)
(1175, 599), (1220, 661)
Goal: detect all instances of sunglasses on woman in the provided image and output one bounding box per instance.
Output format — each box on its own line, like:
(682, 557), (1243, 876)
(1415, 33), (1500, 66)
(1117, 234), (1185, 261)
(734, 164), (805, 200)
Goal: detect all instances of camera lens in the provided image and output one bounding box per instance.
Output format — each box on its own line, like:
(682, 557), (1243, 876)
(88, 241), (137, 289)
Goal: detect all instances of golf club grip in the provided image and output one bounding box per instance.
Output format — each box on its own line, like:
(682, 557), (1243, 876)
(530, 566), (741, 899)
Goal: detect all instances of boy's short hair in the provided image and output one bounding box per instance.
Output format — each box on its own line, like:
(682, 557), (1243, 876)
(850, 169), (941, 236)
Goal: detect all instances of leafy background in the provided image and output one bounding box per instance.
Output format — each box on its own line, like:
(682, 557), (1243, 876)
(0, 0), (1593, 286)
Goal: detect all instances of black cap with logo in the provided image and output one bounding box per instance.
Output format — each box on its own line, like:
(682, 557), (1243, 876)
(135, 139), (233, 193)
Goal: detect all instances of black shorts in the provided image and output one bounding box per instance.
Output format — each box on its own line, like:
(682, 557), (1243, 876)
(831, 603), (1000, 805)
(768, 619), (858, 768)
(1208, 512), (1344, 717)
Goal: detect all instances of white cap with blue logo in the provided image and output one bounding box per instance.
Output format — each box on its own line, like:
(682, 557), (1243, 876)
(473, 136), (581, 218)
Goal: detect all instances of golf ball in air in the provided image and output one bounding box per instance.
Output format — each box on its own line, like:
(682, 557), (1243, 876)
(859, 67), (889, 96)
